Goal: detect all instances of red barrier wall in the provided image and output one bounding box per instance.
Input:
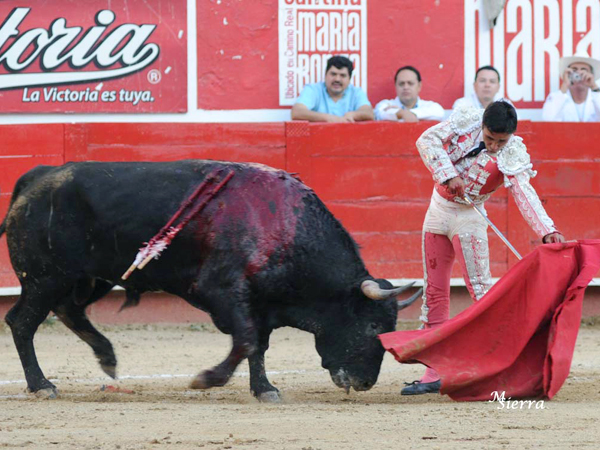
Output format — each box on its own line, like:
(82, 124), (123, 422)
(1, 121), (600, 289)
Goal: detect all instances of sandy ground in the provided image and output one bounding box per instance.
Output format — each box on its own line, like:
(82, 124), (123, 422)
(1, 319), (600, 450)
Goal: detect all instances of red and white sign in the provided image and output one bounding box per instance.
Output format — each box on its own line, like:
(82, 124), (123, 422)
(278, 0), (367, 106)
(464, 0), (600, 108)
(0, 1), (187, 113)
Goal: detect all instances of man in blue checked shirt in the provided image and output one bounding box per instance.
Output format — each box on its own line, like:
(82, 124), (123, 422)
(291, 56), (374, 123)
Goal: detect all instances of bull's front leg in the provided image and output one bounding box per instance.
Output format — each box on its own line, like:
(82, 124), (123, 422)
(189, 296), (257, 389)
(248, 328), (281, 403)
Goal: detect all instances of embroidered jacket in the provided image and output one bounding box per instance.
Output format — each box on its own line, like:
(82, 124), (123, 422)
(416, 105), (558, 238)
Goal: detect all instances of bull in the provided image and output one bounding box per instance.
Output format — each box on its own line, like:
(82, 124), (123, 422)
(0, 161), (419, 401)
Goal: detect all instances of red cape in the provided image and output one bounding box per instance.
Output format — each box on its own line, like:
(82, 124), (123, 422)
(379, 240), (600, 401)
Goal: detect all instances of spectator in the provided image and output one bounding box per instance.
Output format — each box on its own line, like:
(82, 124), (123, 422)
(374, 66), (444, 122)
(453, 65), (502, 110)
(542, 51), (600, 122)
(291, 55), (374, 123)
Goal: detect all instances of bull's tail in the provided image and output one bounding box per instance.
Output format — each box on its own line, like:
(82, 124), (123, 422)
(0, 189), (8, 238)
(1, 190), (16, 238)
(0, 183), (5, 237)
(0, 217), (6, 237)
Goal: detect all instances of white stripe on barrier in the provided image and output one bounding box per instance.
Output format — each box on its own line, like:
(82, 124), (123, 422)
(2, 278), (600, 297)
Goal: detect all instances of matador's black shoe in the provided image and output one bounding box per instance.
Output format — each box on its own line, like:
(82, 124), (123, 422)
(400, 379), (441, 395)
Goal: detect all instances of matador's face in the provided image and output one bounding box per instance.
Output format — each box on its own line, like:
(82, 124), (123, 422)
(482, 126), (512, 153)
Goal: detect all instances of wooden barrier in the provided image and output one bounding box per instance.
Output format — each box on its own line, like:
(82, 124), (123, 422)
(1, 121), (599, 289)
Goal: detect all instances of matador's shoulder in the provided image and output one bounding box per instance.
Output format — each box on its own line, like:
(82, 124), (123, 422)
(448, 104), (483, 135)
(497, 136), (534, 176)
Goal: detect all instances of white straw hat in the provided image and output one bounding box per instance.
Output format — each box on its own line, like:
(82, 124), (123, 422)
(559, 51), (600, 80)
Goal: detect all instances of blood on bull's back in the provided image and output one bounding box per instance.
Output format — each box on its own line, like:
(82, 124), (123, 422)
(33, 160), (311, 286)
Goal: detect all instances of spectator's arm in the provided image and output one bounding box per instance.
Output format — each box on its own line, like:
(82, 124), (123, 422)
(345, 89), (374, 122)
(292, 85), (343, 122)
(374, 100), (400, 121)
(291, 103), (342, 122)
(412, 101), (445, 121)
(345, 104), (374, 122)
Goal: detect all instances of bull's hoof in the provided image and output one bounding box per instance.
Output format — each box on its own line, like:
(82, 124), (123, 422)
(190, 373), (211, 390)
(257, 391), (282, 403)
(101, 363), (117, 379)
(31, 387), (59, 399)
(190, 369), (229, 390)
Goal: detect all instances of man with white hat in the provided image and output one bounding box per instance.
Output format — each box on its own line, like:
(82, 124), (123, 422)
(542, 51), (600, 122)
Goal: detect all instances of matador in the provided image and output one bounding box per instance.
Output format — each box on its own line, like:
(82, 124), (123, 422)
(401, 101), (565, 395)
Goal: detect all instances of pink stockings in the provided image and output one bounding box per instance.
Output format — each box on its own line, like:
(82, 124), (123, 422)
(417, 232), (493, 384)
(420, 232), (492, 327)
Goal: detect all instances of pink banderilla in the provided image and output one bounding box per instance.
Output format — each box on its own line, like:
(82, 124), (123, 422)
(121, 168), (235, 280)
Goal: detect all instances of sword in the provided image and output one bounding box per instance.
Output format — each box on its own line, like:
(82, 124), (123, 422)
(463, 193), (522, 260)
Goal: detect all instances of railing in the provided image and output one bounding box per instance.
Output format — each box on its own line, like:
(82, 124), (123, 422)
(1, 121), (599, 289)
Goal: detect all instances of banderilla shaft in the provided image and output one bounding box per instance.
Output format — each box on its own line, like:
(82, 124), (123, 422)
(464, 193), (522, 260)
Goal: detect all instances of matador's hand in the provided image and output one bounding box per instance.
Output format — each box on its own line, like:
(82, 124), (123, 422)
(445, 177), (465, 197)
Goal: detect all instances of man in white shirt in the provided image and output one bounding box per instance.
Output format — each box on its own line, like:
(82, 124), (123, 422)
(374, 66), (444, 122)
(453, 65), (502, 110)
(542, 52), (600, 122)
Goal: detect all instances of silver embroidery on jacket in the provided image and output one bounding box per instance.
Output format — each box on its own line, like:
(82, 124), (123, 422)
(416, 106), (483, 185)
(417, 107), (558, 241)
(497, 136), (535, 177)
(507, 172), (557, 238)
(449, 105), (484, 136)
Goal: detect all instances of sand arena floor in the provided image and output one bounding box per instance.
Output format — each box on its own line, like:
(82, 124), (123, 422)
(1, 320), (600, 449)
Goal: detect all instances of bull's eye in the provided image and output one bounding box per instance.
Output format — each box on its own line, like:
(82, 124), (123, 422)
(367, 322), (381, 337)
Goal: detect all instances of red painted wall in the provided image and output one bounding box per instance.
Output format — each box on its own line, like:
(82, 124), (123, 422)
(1, 121), (599, 288)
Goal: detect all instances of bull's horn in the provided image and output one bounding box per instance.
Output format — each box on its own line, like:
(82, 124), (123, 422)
(361, 280), (415, 301)
(397, 288), (423, 310)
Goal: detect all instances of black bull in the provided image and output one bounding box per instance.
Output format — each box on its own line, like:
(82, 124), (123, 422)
(0, 161), (419, 401)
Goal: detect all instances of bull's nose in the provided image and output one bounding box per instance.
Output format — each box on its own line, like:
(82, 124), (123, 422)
(331, 369), (351, 392)
(354, 380), (374, 391)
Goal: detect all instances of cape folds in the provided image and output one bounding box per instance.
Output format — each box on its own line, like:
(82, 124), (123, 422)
(379, 240), (600, 401)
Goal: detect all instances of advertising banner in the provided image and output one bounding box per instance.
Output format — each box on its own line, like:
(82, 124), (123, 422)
(0, 0), (187, 113)
(464, 0), (600, 108)
(278, 0), (367, 106)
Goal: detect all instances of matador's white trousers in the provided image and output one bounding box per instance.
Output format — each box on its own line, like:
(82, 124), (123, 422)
(420, 190), (493, 326)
